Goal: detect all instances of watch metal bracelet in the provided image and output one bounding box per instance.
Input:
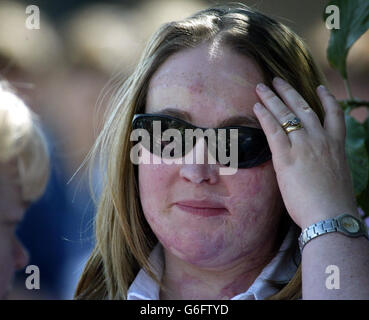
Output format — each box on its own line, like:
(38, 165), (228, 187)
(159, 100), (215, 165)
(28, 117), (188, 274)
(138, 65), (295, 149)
(298, 214), (369, 252)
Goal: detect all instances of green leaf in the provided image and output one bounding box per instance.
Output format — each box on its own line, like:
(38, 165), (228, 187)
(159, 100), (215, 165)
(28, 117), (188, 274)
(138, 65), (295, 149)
(344, 111), (369, 196)
(359, 115), (369, 218)
(324, 0), (369, 78)
(363, 112), (369, 153)
(357, 183), (369, 218)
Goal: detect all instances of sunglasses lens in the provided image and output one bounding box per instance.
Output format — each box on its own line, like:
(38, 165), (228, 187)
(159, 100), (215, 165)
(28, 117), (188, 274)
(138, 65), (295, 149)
(236, 129), (271, 168)
(133, 116), (185, 158)
(213, 128), (271, 168)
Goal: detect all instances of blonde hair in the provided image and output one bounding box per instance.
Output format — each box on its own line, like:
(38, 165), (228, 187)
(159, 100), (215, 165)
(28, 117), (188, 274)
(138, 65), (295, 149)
(75, 2), (326, 300)
(0, 81), (49, 201)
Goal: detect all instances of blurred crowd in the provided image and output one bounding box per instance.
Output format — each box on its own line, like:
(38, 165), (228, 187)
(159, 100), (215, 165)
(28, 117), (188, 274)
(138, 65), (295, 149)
(0, 0), (368, 300)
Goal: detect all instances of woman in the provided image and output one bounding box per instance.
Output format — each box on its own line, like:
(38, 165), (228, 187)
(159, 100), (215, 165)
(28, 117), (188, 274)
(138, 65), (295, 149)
(0, 81), (49, 299)
(75, 3), (369, 299)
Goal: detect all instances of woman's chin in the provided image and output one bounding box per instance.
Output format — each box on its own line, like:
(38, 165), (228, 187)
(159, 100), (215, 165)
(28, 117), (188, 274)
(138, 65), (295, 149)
(168, 245), (243, 270)
(159, 233), (240, 268)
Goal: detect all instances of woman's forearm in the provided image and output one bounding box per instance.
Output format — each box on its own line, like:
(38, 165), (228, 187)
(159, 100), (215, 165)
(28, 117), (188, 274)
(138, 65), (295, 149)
(301, 230), (369, 299)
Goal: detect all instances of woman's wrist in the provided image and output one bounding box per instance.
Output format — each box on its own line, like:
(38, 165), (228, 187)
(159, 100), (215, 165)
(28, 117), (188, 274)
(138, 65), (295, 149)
(298, 206), (360, 231)
(298, 212), (369, 253)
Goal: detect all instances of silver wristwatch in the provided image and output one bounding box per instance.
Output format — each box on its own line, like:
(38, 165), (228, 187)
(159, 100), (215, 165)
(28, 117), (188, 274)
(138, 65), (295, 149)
(298, 213), (369, 252)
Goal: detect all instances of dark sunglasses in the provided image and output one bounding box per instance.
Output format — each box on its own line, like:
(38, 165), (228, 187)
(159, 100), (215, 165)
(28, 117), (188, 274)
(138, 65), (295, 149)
(131, 113), (271, 169)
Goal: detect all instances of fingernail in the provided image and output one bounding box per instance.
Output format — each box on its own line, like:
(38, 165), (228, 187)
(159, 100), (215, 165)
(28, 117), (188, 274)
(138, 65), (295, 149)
(256, 83), (268, 92)
(254, 102), (263, 111)
(318, 85), (326, 92)
(273, 77), (285, 85)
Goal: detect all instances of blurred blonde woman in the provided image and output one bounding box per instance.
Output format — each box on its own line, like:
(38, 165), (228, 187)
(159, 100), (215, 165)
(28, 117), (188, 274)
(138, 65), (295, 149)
(75, 3), (369, 300)
(0, 81), (49, 299)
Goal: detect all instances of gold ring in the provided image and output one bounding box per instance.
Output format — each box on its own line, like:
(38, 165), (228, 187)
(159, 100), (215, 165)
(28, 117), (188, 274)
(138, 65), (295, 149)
(281, 117), (303, 134)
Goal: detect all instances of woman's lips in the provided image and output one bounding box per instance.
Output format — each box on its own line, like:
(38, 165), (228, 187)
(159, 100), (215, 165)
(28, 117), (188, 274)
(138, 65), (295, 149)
(174, 200), (228, 217)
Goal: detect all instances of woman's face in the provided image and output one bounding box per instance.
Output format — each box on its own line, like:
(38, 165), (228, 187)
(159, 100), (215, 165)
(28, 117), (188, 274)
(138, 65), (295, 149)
(138, 42), (284, 268)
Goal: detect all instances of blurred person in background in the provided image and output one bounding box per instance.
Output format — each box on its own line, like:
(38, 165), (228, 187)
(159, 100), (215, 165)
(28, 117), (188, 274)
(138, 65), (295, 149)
(0, 0), (87, 299)
(1, 0), (148, 299)
(0, 80), (49, 299)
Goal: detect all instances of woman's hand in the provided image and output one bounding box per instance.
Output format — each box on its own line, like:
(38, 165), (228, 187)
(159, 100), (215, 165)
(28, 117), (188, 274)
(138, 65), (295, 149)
(253, 77), (358, 230)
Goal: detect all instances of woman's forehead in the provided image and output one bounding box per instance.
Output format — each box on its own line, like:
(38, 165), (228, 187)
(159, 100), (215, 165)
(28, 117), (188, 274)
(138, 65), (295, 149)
(145, 84), (261, 129)
(149, 43), (262, 88)
(146, 71), (262, 126)
(146, 44), (263, 110)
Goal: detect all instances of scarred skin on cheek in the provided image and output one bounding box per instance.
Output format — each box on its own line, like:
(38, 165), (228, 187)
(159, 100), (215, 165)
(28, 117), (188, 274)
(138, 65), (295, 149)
(225, 162), (272, 212)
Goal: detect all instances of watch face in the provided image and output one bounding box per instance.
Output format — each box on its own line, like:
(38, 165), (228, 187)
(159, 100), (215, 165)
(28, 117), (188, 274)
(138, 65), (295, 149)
(341, 216), (360, 233)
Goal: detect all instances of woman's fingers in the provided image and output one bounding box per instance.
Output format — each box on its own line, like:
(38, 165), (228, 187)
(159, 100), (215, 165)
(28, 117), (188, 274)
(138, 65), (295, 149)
(317, 85), (346, 142)
(271, 77), (324, 136)
(255, 83), (299, 127)
(255, 81), (307, 143)
(253, 79), (346, 163)
(253, 102), (291, 157)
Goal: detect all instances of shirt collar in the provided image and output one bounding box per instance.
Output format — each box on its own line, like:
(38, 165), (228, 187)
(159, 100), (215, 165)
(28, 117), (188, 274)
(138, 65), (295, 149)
(127, 223), (300, 300)
(127, 243), (164, 300)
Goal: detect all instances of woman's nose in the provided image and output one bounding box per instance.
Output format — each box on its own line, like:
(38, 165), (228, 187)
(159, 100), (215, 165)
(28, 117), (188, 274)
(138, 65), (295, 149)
(179, 137), (218, 184)
(13, 238), (29, 271)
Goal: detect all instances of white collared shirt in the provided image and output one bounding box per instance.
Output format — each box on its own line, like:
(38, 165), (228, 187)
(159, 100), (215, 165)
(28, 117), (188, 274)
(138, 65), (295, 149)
(127, 223), (300, 300)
